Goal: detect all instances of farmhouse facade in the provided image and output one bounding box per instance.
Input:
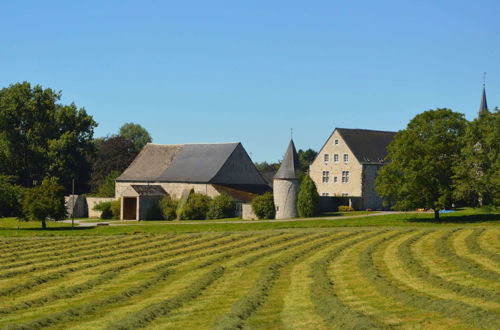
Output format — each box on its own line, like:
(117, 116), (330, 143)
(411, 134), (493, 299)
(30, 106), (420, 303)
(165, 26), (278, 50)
(309, 128), (396, 210)
(115, 142), (269, 220)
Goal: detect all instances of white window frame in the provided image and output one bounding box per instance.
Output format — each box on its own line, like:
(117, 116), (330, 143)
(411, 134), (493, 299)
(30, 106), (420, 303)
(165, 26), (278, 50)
(334, 154), (339, 162)
(334, 139), (339, 145)
(324, 154), (329, 162)
(343, 154), (349, 163)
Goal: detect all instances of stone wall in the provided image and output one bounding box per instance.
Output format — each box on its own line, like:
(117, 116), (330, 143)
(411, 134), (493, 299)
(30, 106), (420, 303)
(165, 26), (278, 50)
(86, 197), (117, 218)
(241, 203), (257, 220)
(309, 130), (363, 197)
(361, 164), (386, 210)
(65, 195), (87, 218)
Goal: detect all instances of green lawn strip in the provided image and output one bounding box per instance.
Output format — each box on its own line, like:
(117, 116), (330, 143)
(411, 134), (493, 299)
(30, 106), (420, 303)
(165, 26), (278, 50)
(105, 266), (225, 330)
(435, 229), (500, 282)
(212, 233), (347, 329)
(310, 230), (390, 329)
(465, 229), (500, 263)
(0, 233), (227, 297)
(399, 231), (500, 304)
(0, 235), (164, 277)
(359, 230), (500, 329)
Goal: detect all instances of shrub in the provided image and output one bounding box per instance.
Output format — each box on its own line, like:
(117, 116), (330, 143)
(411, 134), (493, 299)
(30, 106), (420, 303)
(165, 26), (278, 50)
(177, 192), (211, 220)
(252, 192), (275, 219)
(0, 175), (24, 217)
(297, 175), (320, 217)
(159, 195), (178, 220)
(338, 205), (354, 212)
(110, 199), (121, 219)
(207, 194), (234, 219)
(93, 202), (113, 219)
(22, 178), (66, 228)
(95, 170), (120, 197)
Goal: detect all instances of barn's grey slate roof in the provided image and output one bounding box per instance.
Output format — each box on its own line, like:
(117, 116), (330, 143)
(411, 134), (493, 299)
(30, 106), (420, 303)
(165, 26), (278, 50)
(274, 139), (301, 180)
(479, 87), (489, 115)
(117, 142), (267, 186)
(336, 128), (396, 164)
(130, 185), (167, 196)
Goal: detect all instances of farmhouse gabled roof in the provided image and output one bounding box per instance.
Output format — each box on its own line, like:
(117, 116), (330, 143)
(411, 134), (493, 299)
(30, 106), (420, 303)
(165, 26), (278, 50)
(117, 142), (267, 185)
(274, 139), (301, 180)
(336, 128), (396, 164)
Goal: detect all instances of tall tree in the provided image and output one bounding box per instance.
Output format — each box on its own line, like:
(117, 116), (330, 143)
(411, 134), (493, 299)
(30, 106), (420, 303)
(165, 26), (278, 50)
(0, 82), (96, 191)
(453, 109), (499, 206)
(89, 136), (137, 191)
(376, 109), (467, 220)
(298, 148), (318, 171)
(119, 123), (152, 153)
(297, 174), (320, 217)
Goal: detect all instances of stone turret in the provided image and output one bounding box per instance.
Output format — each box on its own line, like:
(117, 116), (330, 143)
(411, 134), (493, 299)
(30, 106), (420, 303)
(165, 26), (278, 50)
(479, 86), (489, 116)
(273, 139), (301, 219)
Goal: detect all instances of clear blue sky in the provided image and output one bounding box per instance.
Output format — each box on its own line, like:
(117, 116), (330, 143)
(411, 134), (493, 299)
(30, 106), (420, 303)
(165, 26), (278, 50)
(1, 1), (499, 162)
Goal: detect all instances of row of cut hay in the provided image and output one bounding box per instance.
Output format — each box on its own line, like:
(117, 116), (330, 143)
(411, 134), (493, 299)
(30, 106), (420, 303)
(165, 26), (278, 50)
(212, 232), (347, 329)
(105, 266), (225, 330)
(465, 229), (500, 263)
(310, 230), (388, 329)
(0, 234), (220, 315)
(135, 233), (335, 329)
(0, 235), (175, 278)
(452, 229), (500, 274)
(398, 231), (500, 304)
(0, 236), (111, 262)
(0, 236), (96, 256)
(0, 234), (174, 271)
(358, 230), (500, 329)
(2, 234), (268, 328)
(0, 233), (214, 297)
(435, 230), (500, 282)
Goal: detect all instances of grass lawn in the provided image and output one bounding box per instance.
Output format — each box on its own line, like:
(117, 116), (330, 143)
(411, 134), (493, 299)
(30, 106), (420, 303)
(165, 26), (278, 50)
(0, 208), (498, 236)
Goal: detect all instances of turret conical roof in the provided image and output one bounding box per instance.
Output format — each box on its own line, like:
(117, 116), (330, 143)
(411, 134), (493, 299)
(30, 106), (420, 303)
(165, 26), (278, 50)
(479, 87), (489, 116)
(274, 139), (301, 180)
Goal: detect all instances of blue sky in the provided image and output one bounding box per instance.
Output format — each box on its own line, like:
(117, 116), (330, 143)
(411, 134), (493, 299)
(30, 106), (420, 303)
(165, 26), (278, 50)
(1, 1), (499, 162)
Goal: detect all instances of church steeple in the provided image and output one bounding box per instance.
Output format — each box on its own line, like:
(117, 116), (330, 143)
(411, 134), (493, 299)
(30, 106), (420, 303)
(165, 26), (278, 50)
(274, 139), (301, 180)
(479, 73), (489, 116)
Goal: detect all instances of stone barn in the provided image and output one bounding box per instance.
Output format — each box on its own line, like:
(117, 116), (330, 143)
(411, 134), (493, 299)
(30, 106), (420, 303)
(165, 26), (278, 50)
(116, 142), (270, 220)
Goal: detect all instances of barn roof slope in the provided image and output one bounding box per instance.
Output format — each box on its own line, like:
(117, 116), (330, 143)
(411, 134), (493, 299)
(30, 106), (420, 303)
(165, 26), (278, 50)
(337, 128), (396, 164)
(117, 142), (267, 185)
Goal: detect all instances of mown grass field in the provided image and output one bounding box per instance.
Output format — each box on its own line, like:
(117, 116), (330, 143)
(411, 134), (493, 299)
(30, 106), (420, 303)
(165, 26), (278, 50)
(0, 225), (499, 329)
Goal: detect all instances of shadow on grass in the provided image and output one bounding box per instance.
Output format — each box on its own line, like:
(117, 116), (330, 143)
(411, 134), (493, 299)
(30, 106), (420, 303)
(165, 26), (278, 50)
(406, 213), (500, 224)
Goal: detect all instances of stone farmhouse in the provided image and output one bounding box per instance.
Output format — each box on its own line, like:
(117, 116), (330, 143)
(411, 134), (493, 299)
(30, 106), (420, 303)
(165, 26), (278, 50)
(309, 128), (396, 210)
(115, 142), (270, 220)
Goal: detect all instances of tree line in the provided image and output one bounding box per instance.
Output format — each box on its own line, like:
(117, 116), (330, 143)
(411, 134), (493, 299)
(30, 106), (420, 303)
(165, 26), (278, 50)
(0, 82), (152, 221)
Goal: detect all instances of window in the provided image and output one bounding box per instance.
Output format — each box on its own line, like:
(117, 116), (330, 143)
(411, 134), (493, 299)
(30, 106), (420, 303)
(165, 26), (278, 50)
(322, 192), (329, 196)
(343, 154), (349, 162)
(324, 154), (329, 162)
(322, 171), (329, 183)
(342, 171), (349, 183)
(334, 139), (339, 145)
(334, 154), (339, 162)
(341, 193), (348, 197)
(333, 176), (338, 183)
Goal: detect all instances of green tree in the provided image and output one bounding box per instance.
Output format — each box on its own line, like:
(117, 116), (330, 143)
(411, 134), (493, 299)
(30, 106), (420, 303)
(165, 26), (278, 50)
(119, 123), (152, 153)
(376, 109), (467, 220)
(0, 175), (24, 217)
(0, 82), (96, 191)
(95, 170), (121, 197)
(297, 175), (320, 217)
(251, 192), (275, 219)
(453, 109), (499, 206)
(23, 178), (66, 228)
(298, 148), (317, 171)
